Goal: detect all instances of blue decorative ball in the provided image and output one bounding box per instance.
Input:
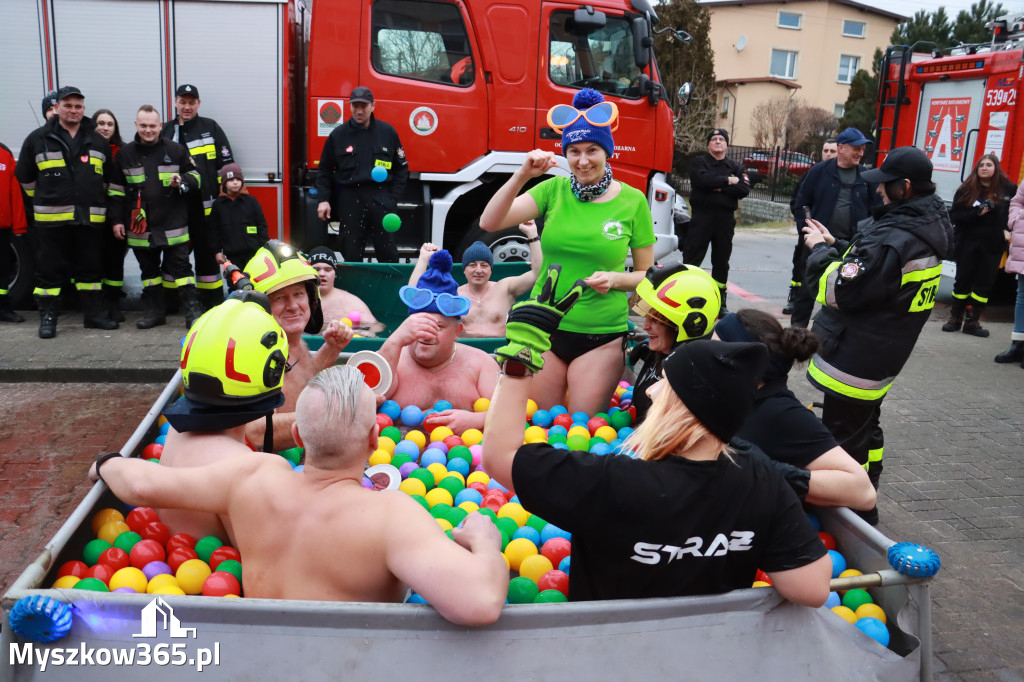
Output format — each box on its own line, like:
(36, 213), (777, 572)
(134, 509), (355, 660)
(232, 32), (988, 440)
(9, 596), (72, 643)
(380, 400), (401, 421)
(558, 556), (571, 575)
(855, 617), (890, 646)
(541, 523), (571, 544)
(828, 549), (847, 579)
(548, 405), (568, 417)
(400, 405), (423, 427)
(887, 542), (941, 578)
(513, 526), (542, 546)
(433, 400), (453, 412)
(370, 165), (388, 182)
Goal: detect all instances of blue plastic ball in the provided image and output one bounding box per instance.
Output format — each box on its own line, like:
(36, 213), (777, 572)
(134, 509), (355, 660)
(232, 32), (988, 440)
(294, 464), (304, 472)
(571, 411), (589, 425)
(510, 495), (520, 504)
(513, 526), (542, 546)
(855, 617), (890, 646)
(828, 550), (847, 579)
(370, 165), (388, 182)
(617, 427), (634, 440)
(406, 592), (429, 604)
(548, 405), (568, 417)
(394, 440), (421, 459)
(541, 523), (571, 544)
(531, 409), (553, 428)
(454, 488), (483, 506)
(589, 443), (611, 455)
(558, 556), (571, 575)
(153, 434), (167, 446)
(488, 478), (509, 493)
(380, 400), (401, 421)
(400, 405), (423, 427)
(420, 448), (447, 467)
(548, 425), (568, 438)
(825, 591), (841, 608)
(607, 406), (621, 414)
(551, 442), (569, 450)
(433, 400), (453, 412)
(158, 421), (171, 436)
(806, 512), (822, 532)
(447, 457), (470, 477)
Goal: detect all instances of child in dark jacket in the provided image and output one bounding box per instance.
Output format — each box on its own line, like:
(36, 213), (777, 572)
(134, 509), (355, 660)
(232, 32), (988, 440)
(211, 163), (269, 268)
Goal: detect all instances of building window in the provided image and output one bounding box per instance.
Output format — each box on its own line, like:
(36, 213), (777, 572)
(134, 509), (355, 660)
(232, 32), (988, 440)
(834, 103), (846, 118)
(778, 11), (802, 29)
(843, 20), (866, 38)
(770, 49), (798, 79)
(838, 55), (860, 84)
(721, 95), (731, 117)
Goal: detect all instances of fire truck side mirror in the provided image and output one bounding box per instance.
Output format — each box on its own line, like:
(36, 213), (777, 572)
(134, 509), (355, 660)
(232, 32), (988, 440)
(678, 82), (693, 110)
(632, 17), (651, 68)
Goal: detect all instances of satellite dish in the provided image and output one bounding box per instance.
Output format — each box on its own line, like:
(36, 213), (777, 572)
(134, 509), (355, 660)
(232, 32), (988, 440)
(736, 34), (747, 52)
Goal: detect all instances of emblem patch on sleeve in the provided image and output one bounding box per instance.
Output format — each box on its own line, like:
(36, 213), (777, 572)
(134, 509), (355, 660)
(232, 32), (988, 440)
(839, 259), (864, 280)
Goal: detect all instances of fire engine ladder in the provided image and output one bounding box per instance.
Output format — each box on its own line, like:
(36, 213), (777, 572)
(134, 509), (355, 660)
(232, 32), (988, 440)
(873, 44), (914, 161)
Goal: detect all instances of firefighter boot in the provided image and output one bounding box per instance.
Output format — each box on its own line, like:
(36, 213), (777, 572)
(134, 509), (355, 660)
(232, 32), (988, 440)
(718, 288), (729, 318)
(781, 285), (797, 316)
(103, 284), (125, 323)
(199, 287), (224, 313)
(994, 340), (1024, 364)
(82, 291), (119, 330)
(0, 294), (24, 323)
(36, 296), (58, 339)
(962, 303), (990, 337)
(181, 285), (204, 329)
(941, 299), (965, 332)
(136, 286), (166, 329)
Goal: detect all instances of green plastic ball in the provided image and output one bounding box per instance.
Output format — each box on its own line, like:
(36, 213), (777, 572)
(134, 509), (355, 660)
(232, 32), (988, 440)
(214, 559), (242, 583)
(588, 436), (607, 448)
(74, 577), (110, 592)
(534, 589), (568, 603)
(409, 468), (436, 490)
(593, 412), (609, 423)
(445, 507), (468, 527)
(447, 446), (472, 464)
(495, 517), (519, 538)
(429, 503), (453, 520)
(279, 446), (303, 466)
(83, 539), (113, 566)
(507, 576), (540, 604)
(112, 531), (142, 554)
(547, 433), (567, 445)
(842, 588), (873, 612)
(390, 453), (414, 469)
(382, 213), (402, 232)
(566, 435), (590, 451)
(610, 410), (632, 429)
(499, 530), (511, 550)
(478, 509), (498, 523)
(380, 426), (402, 443)
(195, 536), (224, 563)
(438, 476), (464, 497)
(526, 515), (548, 533)
(409, 494), (430, 511)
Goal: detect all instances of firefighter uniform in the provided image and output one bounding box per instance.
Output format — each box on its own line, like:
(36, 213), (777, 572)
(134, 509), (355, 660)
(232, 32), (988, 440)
(805, 190), (952, 523)
(161, 112), (233, 302)
(117, 135), (202, 328)
(316, 110), (408, 263)
(15, 114), (124, 337)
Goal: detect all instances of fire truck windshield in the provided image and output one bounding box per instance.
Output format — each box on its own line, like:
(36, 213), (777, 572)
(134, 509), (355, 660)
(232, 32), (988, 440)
(549, 12), (645, 99)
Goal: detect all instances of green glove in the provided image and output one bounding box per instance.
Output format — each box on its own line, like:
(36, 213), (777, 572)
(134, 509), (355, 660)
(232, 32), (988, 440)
(496, 265), (587, 373)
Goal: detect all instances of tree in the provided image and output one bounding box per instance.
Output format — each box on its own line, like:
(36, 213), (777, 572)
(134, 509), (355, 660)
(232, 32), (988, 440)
(952, 0), (1006, 45)
(750, 97), (792, 150)
(891, 8), (953, 51)
(788, 104), (837, 155)
(840, 69), (878, 136)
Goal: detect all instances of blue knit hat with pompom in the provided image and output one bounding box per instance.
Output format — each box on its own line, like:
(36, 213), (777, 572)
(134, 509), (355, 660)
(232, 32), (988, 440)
(412, 250), (459, 316)
(561, 88), (614, 158)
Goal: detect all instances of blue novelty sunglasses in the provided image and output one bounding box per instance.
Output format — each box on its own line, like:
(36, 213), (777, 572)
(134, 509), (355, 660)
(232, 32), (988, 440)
(399, 286), (472, 317)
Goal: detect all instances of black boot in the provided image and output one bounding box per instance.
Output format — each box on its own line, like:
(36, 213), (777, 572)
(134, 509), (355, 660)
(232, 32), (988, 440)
(962, 303), (990, 337)
(181, 285), (204, 329)
(82, 291), (118, 330)
(994, 340), (1024, 363)
(782, 285), (797, 316)
(718, 288), (729, 318)
(942, 300), (965, 332)
(136, 286), (166, 329)
(0, 294), (24, 323)
(36, 296), (58, 339)
(103, 284), (125, 323)
(199, 287), (224, 313)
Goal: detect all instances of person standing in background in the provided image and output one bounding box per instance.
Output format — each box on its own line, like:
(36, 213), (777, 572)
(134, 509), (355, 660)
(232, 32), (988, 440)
(92, 108), (128, 323)
(0, 140), (28, 323)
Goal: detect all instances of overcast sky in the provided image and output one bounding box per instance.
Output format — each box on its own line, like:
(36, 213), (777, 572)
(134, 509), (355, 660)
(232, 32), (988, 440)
(854, 0), (1024, 19)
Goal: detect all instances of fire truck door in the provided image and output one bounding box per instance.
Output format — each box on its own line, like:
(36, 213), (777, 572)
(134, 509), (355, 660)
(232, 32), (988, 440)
(914, 79), (986, 202)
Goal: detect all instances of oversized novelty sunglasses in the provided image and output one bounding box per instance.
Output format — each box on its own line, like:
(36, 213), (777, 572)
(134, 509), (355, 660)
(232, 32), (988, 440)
(547, 101), (619, 134)
(399, 286), (472, 317)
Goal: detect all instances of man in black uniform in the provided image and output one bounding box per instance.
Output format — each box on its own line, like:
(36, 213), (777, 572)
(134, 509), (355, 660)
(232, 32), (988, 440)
(316, 86), (408, 263)
(119, 105), (203, 329)
(161, 84), (234, 309)
(684, 128), (748, 316)
(789, 127), (879, 327)
(802, 146), (952, 525)
(15, 86), (124, 338)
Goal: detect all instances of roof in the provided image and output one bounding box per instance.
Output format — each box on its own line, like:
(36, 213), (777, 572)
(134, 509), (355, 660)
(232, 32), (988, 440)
(699, 0), (907, 22)
(716, 77), (803, 89)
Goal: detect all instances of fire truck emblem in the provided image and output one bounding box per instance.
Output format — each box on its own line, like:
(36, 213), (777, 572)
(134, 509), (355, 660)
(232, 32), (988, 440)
(409, 107), (438, 136)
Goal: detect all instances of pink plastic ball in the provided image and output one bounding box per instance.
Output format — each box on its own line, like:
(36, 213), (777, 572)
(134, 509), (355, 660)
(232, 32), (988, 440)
(469, 444), (483, 467)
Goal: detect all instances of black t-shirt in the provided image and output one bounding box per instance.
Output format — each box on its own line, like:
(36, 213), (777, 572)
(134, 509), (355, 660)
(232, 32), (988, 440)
(736, 378), (838, 469)
(511, 441), (826, 602)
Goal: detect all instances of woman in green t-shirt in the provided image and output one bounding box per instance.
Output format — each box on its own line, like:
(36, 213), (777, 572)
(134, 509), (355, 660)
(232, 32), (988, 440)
(479, 89), (655, 415)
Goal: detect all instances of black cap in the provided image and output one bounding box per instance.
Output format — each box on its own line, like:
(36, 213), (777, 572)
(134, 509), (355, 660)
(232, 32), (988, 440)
(350, 86), (374, 104)
(307, 246), (338, 270)
(175, 84), (200, 98)
(662, 339), (768, 443)
(707, 128), (729, 144)
(41, 91), (57, 116)
(861, 146), (933, 184)
(55, 86), (83, 101)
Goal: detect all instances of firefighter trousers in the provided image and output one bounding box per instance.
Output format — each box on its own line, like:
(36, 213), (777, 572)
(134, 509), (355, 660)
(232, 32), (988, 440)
(821, 393), (883, 524)
(101, 222), (128, 290)
(32, 224), (104, 298)
(335, 183), (399, 263)
(952, 238), (1003, 303)
(0, 230), (15, 294)
(133, 243), (195, 289)
(683, 210), (734, 290)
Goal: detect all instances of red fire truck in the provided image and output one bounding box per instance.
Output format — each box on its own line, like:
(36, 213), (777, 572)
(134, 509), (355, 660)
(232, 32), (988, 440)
(4, 0), (685, 305)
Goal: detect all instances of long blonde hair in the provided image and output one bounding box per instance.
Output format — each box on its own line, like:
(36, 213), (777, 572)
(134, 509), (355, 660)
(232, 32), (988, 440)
(621, 381), (727, 461)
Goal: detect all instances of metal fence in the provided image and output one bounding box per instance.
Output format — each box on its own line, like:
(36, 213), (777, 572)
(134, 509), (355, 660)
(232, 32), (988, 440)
(674, 145), (806, 204)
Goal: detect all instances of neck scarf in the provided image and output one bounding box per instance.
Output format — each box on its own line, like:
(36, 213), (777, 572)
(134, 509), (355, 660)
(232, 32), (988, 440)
(571, 162), (613, 202)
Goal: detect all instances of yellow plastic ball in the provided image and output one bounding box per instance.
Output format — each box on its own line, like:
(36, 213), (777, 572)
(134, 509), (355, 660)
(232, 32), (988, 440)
(405, 430), (427, 451)
(525, 399), (538, 419)
(224, 594), (240, 598)
(399, 478), (427, 497)
(752, 580), (773, 588)
(91, 508), (125, 535)
(52, 575), (81, 589)
(430, 426), (454, 442)
(377, 436), (396, 455)
(567, 425), (591, 440)
(176, 559), (212, 595)
(473, 398), (490, 412)
(109, 567), (148, 593)
(518, 554), (554, 583)
(340, 317), (353, 328)
(158, 415), (169, 426)
(524, 426), (547, 444)
(497, 502), (531, 527)
(458, 501), (480, 514)
(425, 487), (454, 508)
(368, 449), (392, 466)
(436, 518), (454, 532)
(594, 426), (618, 443)
(426, 463), (449, 485)
(614, 386), (626, 396)
(443, 471), (466, 485)
(831, 605), (858, 624)
(147, 574), (181, 594)
(837, 568), (863, 594)
(501, 553), (510, 570)
(467, 471), (490, 486)
(460, 428), (483, 447)
(855, 603), (887, 624)
(151, 585), (186, 596)
(97, 520), (132, 545)
(503, 538), (539, 571)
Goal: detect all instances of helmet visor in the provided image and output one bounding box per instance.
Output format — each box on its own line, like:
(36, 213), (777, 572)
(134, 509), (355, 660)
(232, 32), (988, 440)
(629, 293), (677, 330)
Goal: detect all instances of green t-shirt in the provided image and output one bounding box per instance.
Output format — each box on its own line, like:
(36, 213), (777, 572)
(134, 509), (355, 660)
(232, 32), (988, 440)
(527, 177), (656, 334)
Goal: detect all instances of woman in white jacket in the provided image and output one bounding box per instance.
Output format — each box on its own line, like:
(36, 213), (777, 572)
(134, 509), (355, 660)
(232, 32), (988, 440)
(998, 187), (1024, 365)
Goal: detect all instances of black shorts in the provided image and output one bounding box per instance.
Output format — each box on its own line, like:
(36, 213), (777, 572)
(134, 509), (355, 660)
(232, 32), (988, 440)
(549, 329), (627, 364)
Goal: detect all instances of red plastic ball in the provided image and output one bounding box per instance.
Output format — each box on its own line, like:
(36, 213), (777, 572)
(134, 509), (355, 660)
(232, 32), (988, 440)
(586, 417), (609, 435)
(167, 546), (199, 573)
(552, 414), (574, 430)
(142, 443), (163, 460)
(139, 521), (171, 547)
(541, 538), (571, 567)
(468, 482), (488, 495)
(818, 531), (837, 551)
(627, 406), (637, 420)
(442, 435), (464, 450)
(423, 414), (446, 432)
(480, 496), (505, 513)
(538, 569), (569, 596)
(166, 533), (197, 553)
(609, 397), (620, 408)
(84, 563), (116, 585)
(375, 413), (393, 429)
(201, 571), (241, 597)
(125, 507), (160, 533)
(97, 547), (130, 571)
(755, 569), (773, 585)
(57, 560), (89, 579)
(129, 539), (166, 569)
(208, 546), (242, 571)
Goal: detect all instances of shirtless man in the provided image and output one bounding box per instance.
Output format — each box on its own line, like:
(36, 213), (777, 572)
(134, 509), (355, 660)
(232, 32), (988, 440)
(307, 245), (384, 336)
(244, 240), (352, 451)
(91, 366), (508, 625)
(410, 222), (541, 337)
(158, 293), (288, 544)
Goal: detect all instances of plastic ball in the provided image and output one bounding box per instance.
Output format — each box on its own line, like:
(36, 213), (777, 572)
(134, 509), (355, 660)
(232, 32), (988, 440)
(125, 507), (159, 533)
(209, 546), (242, 570)
(399, 461), (421, 479)
(139, 521), (170, 547)
(754, 569), (772, 585)
(589, 443), (611, 455)
(84, 563), (116, 585)
(394, 440), (420, 459)
(407, 592), (429, 604)
(142, 443), (163, 460)
(390, 453), (414, 468)
(376, 413), (393, 431)
(534, 589), (568, 603)
(97, 520), (132, 545)
(458, 501), (480, 515)
(109, 567), (148, 593)
(473, 398), (490, 412)
(566, 435), (590, 451)
(167, 546), (199, 574)
(541, 524), (571, 544)
(166, 533), (197, 553)
(435, 518), (454, 532)
(507, 576), (539, 604)
(83, 539), (113, 566)
(368, 449), (392, 466)
(524, 425), (547, 444)
(529, 409), (552, 429)
(399, 477), (428, 497)
(419, 448), (446, 468)
(399, 405), (423, 427)
(447, 445), (472, 465)
(380, 400), (401, 422)
(524, 398), (538, 418)
(504, 538), (539, 571)
(382, 212), (401, 232)
(92, 508), (127, 536)
(408, 467), (436, 489)
(537, 569), (569, 596)
(370, 165), (388, 182)
(571, 411), (589, 425)
(467, 471), (490, 486)
(855, 617), (890, 646)
(129, 539), (166, 570)
(752, 581), (772, 588)
(842, 588), (873, 612)
(97, 547), (130, 572)
(74, 577), (109, 592)
(593, 425), (618, 443)
(818, 531), (837, 550)
(447, 457), (471, 477)
(567, 425), (590, 440)
(494, 517), (518, 540)
(454, 488), (483, 506)
(425, 487), (454, 509)
(460, 428), (483, 446)
(547, 433), (567, 446)
(146, 574), (181, 593)
(151, 585), (186, 596)
(214, 559), (243, 584)
(193, 537), (223, 563)
(52, 575), (81, 589)
(827, 550), (847, 578)
(176, 559), (212, 595)
(404, 429), (427, 451)
(158, 421), (171, 435)
(616, 426), (634, 440)
(518, 554), (554, 584)
(487, 478), (509, 493)
(202, 571), (242, 597)
(825, 591), (841, 609)
(112, 531), (142, 554)
(429, 426), (454, 443)
(831, 605), (858, 624)
(552, 414), (574, 430)
(377, 436), (397, 456)
(548, 404), (568, 417)
(855, 603), (887, 624)
(512, 525), (542, 547)
(586, 417), (609, 435)
(424, 462), (447, 485)
(558, 556), (571, 574)
(57, 560), (88, 579)
(806, 512), (822, 531)
(438, 475), (464, 497)
(142, 561), (172, 581)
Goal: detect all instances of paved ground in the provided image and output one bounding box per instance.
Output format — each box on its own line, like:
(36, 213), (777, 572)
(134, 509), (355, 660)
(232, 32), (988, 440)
(1, 226), (1022, 680)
